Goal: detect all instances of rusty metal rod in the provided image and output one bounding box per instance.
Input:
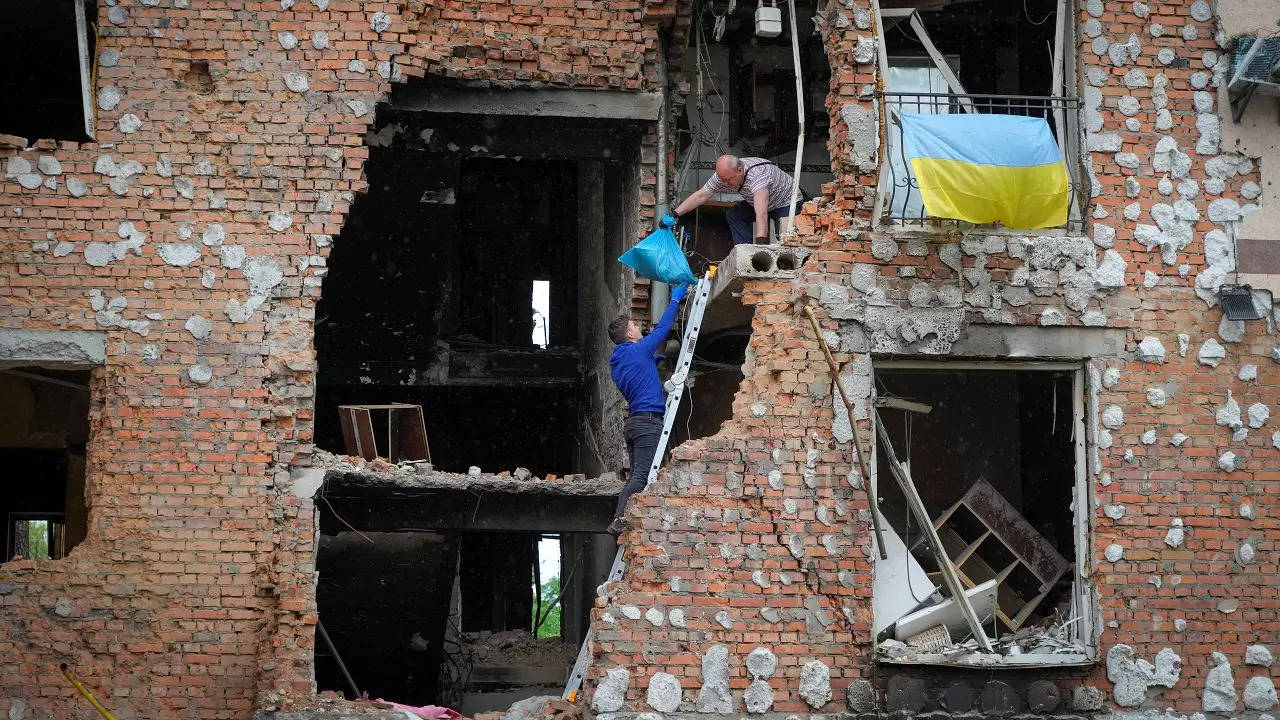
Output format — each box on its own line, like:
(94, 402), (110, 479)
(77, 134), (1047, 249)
(802, 305), (888, 560)
(59, 664), (117, 720)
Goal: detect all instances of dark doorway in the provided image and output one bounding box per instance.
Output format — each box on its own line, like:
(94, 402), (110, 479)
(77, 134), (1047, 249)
(0, 368), (91, 561)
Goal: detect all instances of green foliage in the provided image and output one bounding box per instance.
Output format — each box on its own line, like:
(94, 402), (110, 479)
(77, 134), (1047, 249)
(534, 575), (561, 639)
(27, 521), (49, 560)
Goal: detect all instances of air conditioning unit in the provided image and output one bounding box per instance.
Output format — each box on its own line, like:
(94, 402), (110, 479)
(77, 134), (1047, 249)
(755, 1), (782, 38)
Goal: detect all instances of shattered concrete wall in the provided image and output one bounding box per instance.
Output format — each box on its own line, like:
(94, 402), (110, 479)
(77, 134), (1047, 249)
(586, 0), (1278, 719)
(0, 0), (683, 717)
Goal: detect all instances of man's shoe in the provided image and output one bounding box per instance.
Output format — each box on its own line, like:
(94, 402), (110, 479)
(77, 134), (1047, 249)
(606, 517), (625, 536)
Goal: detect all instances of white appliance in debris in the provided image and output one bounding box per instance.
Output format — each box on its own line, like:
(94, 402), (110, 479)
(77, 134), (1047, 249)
(872, 508), (936, 636)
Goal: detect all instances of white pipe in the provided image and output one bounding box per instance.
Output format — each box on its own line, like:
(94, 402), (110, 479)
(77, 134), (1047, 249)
(649, 37), (671, 325)
(784, 0), (805, 234)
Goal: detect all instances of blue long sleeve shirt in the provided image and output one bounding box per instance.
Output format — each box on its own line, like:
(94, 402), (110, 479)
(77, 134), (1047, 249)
(610, 299), (681, 415)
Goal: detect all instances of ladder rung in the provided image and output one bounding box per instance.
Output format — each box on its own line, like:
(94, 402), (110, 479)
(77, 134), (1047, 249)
(562, 269), (715, 701)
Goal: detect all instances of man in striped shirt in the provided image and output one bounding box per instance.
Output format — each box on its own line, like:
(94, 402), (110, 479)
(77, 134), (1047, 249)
(666, 154), (803, 246)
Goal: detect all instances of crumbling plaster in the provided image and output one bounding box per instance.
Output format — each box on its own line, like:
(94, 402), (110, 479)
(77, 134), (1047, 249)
(0, 329), (106, 369)
(586, 0), (1278, 716)
(0, 0), (684, 713)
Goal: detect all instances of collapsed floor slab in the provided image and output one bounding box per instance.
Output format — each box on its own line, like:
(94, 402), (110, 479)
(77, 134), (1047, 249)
(307, 451), (624, 533)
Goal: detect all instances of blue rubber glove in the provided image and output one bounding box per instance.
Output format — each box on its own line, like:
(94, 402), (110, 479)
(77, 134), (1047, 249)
(670, 283), (689, 303)
(659, 212), (678, 229)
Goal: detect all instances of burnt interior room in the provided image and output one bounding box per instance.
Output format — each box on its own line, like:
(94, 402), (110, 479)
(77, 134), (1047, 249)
(873, 368), (1078, 641)
(313, 81), (643, 706)
(882, 0), (1059, 97)
(0, 0), (94, 143)
(316, 89), (644, 478)
(668, 326), (753, 447)
(0, 369), (91, 561)
(314, 473), (616, 707)
(673, 0), (832, 265)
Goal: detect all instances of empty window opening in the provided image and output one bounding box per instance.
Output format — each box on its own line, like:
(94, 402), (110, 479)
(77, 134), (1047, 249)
(871, 364), (1093, 666)
(531, 281), (551, 349)
(1, 368), (91, 562)
(673, 0), (832, 260)
(0, 0), (95, 143)
(533, 535), (561, 638)
(316, 96), (643, 478)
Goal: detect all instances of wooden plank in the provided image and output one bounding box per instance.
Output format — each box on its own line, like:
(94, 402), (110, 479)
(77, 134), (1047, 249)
(956, 530), (992, 566)
(875, 414), (993, 651)
(1011, 586), (1054, 629)
(74, 0), (94, 139)
(952, 562), (1014, 632)
(931, 498), (963, 530)
(906, 13), (975, 113)
(802, 307), (886, 559)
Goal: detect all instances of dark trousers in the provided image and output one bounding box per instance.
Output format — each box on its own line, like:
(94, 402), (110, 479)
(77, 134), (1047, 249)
(725, 201), (804, 245)
(615, 414), (664, 517)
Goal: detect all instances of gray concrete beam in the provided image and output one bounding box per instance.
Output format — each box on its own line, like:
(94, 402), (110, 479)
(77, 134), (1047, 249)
(0, 329), (106, 368)
(392, 87), (664, 120)
(317, 492), (617, 534)
(948, 326), (1128, 359)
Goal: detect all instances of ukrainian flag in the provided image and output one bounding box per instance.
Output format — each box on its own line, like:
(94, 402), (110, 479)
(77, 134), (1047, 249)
(900, 113), (1070, 229)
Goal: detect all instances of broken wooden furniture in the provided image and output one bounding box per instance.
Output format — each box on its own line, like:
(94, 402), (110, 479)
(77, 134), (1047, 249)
(337, 403), (431, 463)
(875, 412), (994, 652)
(920, 478), (1069, 631)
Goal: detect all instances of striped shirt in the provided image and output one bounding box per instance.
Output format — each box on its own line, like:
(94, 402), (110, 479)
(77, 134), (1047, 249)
(701, 157), (797, 211)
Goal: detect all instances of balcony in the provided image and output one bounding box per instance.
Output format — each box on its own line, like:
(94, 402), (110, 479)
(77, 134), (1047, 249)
(879, 92), (1088, 232)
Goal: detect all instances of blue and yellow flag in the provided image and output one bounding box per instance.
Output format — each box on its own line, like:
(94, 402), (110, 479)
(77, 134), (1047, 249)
(900, 113), (1069, 229)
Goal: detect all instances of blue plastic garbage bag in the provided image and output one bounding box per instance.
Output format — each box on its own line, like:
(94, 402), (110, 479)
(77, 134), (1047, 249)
(618, 227), (698, 285)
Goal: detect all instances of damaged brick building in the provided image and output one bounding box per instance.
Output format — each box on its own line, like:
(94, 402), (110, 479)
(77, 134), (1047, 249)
(0, 0), (1278, 718)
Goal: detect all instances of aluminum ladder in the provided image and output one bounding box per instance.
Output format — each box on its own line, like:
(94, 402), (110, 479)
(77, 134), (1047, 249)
(562, 267), (715, 701)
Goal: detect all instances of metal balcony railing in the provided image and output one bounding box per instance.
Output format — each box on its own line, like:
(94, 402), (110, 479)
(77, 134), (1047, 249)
(880, 92), (1087, 231)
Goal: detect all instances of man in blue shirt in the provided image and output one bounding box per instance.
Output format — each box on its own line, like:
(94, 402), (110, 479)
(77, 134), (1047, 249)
(606, 283), (690, 534)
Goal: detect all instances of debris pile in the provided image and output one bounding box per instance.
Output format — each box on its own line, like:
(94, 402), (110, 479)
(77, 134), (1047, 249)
(311, 449), (620, 490)
(256, 690), (395, 716)
(473, 696), (582, 720)
(461, 630), (579, 668)
(879, 610), (1086, 663)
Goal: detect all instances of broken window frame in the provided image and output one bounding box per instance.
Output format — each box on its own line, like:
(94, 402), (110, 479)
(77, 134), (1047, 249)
(868, 359), (1098, 668)
(868, 1), (1087, 232)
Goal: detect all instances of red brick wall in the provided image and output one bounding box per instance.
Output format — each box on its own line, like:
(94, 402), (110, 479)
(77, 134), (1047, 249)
(404, 0), (651, 88)
(587, 0), (1278, 716)
(0, 1), (675, 716)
